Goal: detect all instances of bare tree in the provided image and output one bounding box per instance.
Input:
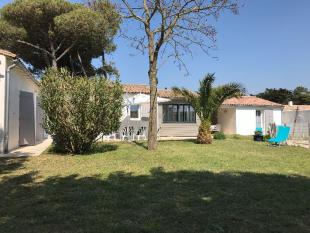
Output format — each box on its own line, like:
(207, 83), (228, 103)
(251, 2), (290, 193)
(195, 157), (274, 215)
(119, 0), (239, 150)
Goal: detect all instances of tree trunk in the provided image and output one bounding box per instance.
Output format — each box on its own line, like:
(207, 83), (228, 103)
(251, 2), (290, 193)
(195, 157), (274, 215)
(50, 41), (58, 68)
(52, 58), (57, 68)
(197, 119), (213, 144)
(102, 50), (107, 78)
(148, 62), (158, 150)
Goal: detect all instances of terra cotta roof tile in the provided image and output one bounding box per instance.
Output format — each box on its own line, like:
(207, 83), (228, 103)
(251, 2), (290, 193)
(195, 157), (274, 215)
(123, 84), (283, 107)
(123, 84), (178, 98)
(283, 105), (310, 112)
(222, 96), (283, 107)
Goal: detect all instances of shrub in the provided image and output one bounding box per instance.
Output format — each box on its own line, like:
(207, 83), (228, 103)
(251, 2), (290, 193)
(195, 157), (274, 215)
(213, 132), (226, 140)
(40, 68), (123, 154)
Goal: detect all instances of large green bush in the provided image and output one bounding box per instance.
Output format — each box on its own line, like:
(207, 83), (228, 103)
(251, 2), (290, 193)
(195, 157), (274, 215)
(40, 68), (123, 154)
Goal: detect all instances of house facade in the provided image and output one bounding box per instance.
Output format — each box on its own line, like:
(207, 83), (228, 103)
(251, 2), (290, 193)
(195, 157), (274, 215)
(122, 85), (200, 137)
(0, 49), (45, 154)
(122, 84), (283, 137)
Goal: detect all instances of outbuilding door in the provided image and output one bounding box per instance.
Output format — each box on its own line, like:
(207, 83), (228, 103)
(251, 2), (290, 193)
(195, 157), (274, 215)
(264, 110), (274, 133)
(19, 91), (35, 146)
(36, 97), (44, 143)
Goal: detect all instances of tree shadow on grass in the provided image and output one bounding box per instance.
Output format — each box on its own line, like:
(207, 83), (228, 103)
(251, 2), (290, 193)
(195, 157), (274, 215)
(0, 157), (28, 175)
(133, 139), (198, 149)
(0, 167), (309, 233)
(159, 139), (198, 144)
(132, 141), (148, 149)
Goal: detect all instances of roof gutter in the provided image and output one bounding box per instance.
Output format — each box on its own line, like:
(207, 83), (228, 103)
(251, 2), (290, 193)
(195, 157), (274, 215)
(3, 59), (17, 153)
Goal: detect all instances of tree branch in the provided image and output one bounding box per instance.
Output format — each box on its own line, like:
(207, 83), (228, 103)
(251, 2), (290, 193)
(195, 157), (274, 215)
(56, 42), (76, 62)
(16, 39), (52, 57)
(121, 0), (146, 24)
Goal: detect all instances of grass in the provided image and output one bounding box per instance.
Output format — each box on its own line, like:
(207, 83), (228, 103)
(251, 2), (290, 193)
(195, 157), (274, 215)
(0, 139), (310, 233)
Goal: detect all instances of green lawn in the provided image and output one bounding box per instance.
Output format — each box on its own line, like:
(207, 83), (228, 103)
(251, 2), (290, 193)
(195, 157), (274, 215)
(1, 139), (310, 233)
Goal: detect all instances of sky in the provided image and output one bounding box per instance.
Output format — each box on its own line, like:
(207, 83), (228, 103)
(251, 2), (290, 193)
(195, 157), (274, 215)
(1, 0), (309, 94)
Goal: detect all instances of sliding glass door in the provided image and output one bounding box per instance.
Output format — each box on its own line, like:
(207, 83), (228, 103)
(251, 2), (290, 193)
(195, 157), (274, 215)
(163, 104), (196, 123)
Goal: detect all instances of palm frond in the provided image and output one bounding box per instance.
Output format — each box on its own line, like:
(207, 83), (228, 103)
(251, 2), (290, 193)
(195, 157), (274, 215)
(214, 82), (246, 104)
(198, 73), (216, 120)
(211, 82), (246, 118)
(198, 73), (215, 107)
(173, 74), (246, 124)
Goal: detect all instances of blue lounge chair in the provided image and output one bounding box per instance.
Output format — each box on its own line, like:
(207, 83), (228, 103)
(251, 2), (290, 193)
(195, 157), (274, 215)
(268, 126), (290, 145)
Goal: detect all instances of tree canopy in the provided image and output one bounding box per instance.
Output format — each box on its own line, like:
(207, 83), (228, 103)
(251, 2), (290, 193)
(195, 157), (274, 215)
(0, 0), (120, 76)
(256, 88), (293, 105)
(257, 86), (310, 105)
(292, 86), (310, 105)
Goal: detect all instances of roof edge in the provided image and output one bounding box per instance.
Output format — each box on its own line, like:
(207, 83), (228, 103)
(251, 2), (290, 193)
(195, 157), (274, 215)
(0, 49), (17, 58)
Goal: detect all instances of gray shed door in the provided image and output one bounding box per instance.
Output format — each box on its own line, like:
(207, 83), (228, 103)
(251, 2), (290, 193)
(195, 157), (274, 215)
(36, 97), (44, 143)
(19, 91), (35, 146)
(264, 110), (273, 132)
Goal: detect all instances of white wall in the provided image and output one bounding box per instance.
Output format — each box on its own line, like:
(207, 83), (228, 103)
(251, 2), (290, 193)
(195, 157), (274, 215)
(236, 108), (256, 135)
(7, 61), (38, 151)
(0, 55), (6, 153)
(273, 109), (282, 126)
(235, 107), (283, 135)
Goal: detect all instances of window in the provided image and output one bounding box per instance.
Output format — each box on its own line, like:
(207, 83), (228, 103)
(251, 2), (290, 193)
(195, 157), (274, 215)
(163, 104), (196, 123)
(256, 110), (262, 128)
(130, 105), (140, 119)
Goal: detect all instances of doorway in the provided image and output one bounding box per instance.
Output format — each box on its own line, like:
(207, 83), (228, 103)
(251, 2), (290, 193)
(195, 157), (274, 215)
(19, 91), (35, 146)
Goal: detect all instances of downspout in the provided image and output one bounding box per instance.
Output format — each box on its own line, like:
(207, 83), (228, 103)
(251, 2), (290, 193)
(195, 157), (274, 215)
(3, 59), (17, 153)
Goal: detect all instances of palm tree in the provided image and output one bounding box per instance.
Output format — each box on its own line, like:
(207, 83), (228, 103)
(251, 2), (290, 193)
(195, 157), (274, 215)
(173, 73), (245, 144)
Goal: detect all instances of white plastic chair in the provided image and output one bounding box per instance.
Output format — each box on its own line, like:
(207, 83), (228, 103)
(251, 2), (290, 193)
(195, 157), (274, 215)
(121, 127), (134, 141)
(135, 127), (147, 141)
(121, 127), (129, 141)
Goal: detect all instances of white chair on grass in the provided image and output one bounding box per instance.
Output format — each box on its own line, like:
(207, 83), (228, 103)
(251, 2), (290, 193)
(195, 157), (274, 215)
(121, 127), (129, 141)
(101, 132), (118, 141)
(121, 127), (135, 141)
(135, 127), (147, 141)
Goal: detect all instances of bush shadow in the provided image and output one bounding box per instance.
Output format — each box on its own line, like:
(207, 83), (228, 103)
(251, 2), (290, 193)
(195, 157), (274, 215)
(46, 142), (118, 156)
(89, 143), (118, 154)
(0, 167), (309, 233)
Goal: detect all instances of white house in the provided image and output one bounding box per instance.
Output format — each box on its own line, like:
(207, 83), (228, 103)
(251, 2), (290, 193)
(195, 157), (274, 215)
(122, 84), (283, 137)
(122, 84), (200, 138)
(0, 49), (44, 154)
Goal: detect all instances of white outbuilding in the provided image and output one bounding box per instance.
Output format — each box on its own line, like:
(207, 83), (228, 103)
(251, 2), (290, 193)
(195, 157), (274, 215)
(218, 96), (284, 135)
(0, 49), (44, 154)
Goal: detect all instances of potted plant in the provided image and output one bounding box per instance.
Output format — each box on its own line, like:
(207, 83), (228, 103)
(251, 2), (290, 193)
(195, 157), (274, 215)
(253, 128), (264, 141)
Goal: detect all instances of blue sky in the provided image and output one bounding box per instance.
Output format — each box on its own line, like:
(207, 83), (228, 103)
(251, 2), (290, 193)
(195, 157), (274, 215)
(1, 0), (309, 94)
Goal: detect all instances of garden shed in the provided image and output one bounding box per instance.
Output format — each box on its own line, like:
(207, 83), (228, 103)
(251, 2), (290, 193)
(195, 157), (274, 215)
(0, 49), (44, 154)
(218, 96), (283, 135)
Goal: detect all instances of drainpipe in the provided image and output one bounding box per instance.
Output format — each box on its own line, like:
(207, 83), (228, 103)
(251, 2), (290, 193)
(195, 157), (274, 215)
(3, 59), (17, 153)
